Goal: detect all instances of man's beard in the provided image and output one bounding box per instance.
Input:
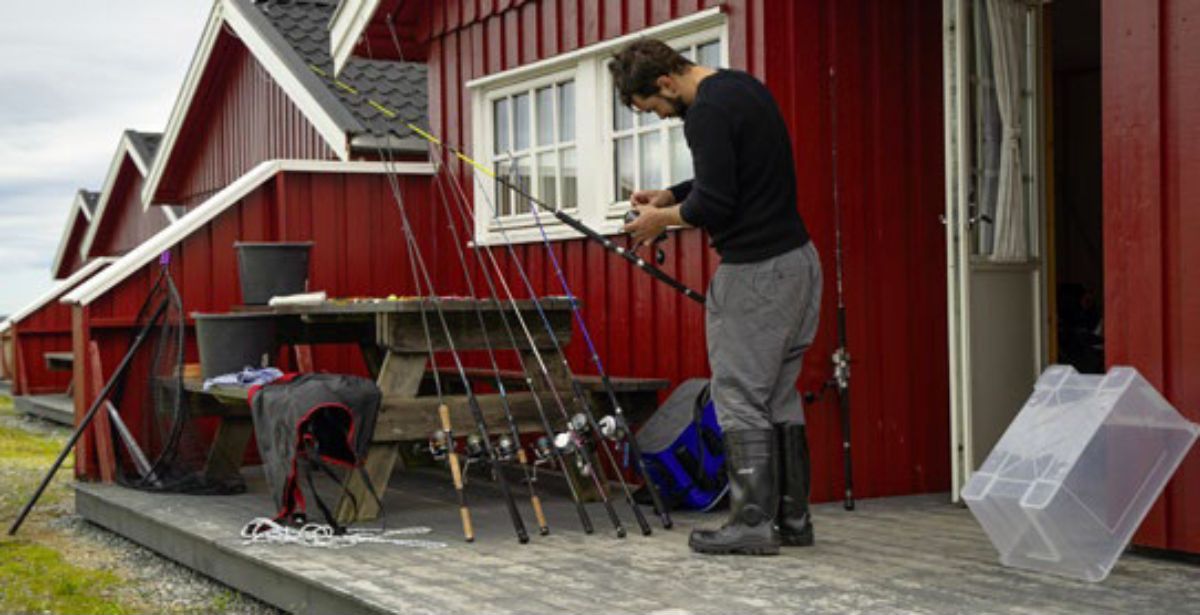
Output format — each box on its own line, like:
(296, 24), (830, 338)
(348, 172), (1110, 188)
(669, 96), (689, 119)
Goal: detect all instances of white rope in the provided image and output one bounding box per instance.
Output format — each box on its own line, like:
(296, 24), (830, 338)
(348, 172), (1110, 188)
(239, 518), (447, 550)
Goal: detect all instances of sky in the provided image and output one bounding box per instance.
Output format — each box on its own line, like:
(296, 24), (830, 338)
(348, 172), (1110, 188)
(0, 1), (211, 317)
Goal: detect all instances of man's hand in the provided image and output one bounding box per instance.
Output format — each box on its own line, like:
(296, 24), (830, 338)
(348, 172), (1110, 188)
(623, 204), (681, 248)
(631, 189), (675, 209)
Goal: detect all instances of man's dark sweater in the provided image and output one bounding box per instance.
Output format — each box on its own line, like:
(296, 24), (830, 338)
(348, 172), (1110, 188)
(669, 69), (810, 263)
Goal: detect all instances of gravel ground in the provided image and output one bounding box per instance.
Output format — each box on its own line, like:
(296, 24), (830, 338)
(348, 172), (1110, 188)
(4, 401), (284, 615)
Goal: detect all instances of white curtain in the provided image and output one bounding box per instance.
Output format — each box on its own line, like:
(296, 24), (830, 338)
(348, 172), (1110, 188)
(985, 0), (1028, 262)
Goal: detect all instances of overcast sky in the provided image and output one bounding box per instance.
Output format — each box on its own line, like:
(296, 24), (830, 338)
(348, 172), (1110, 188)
(0, 1), (211, 316)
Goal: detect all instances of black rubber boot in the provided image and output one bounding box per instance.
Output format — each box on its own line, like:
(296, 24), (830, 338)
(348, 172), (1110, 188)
(777, 423), (814, 546)
(688, 429), (780, 556)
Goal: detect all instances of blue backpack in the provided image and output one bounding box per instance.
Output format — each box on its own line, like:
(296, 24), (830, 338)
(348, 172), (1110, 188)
(635, 379), (728, 511)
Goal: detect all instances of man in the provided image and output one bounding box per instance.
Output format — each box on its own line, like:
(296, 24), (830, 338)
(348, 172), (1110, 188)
(614, 39), (821, 556)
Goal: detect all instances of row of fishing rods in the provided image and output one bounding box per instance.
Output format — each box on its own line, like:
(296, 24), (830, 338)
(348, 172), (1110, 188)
(317, 23), (854, 540)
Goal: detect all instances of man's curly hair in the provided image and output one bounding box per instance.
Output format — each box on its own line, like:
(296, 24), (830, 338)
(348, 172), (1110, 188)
(609, 39), (694, 107)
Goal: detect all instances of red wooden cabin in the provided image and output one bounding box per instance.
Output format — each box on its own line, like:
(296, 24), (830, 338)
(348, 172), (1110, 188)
(329, 0), (1198, 556)
(61, 0), (434, 478)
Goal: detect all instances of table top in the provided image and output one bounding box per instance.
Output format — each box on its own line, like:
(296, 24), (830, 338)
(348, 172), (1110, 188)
(249, 296), (577, 317)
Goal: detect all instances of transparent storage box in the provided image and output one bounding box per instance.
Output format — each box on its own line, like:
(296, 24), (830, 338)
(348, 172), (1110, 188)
(962, 365), (1199, 582)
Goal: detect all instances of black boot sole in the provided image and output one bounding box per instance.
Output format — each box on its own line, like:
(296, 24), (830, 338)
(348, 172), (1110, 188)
(780, 533), (814, 547)
(689, 538), (781, 556)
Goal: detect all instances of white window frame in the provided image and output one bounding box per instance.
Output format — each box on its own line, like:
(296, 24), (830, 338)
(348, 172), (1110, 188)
(601, 32), (728, 221)
(482, 69), (579, 231)
(467, 7), (728, 246)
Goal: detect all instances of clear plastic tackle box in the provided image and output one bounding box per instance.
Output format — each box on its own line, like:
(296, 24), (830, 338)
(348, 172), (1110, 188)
(962, 365), (1199, 582)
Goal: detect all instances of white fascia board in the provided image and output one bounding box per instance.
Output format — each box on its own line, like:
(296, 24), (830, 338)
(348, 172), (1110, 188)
(223, 0), (355, 158)
(466, 6), (726, 91)
(81, 133), (149, 260)
(140, 2), (228, 211)
(64, 159), (434, 307)
(330, 0), (381, 76)
(50, 191), (93, 279)
(8, 258), (116, 326)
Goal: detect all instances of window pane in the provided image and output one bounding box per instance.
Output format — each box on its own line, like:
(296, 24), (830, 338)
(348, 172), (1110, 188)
(670, 125), (692, 183)
(558, 81), (575, 142)
(680, 47), (694, 61)
(640, 131), (663, 189)
(536, 86), (554, 146)
(560, 147), (577, 209)
(514, 156), (532, 214)
(493, 98), (510, 155)
(537, 152), (556, 207)
(698, 40), (721, 67)
(495, 159), (511, 217)
(614, 136), (635, 202)
(613, 87), (634, 131)
(514, 92), (531, 151)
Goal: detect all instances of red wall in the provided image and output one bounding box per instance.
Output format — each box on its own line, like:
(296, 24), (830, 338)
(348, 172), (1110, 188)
(12, 274), (105, 396)
(54, 215), (89, 279)
(1103, 0), (1200, 555)
(76, 172), (433, 478)
(157, 31), (339, 208)
(90, 159), (171, 258)
(421, 0), (949, 502)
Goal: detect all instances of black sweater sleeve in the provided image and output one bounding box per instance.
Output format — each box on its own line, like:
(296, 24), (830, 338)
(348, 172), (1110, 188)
(677, 102), (739, 229)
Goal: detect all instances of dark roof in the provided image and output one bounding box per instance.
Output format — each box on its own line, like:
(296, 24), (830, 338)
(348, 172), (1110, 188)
(250, 0), (428, 149)
(125, 131), (163, 170)
(79, 190), (100, 217)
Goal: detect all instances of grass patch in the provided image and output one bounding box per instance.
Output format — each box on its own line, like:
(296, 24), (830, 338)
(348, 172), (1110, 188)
(0, 541), (131, 615)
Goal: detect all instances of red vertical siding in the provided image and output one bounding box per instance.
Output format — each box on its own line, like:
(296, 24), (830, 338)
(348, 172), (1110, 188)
(423, 0), (949, 503)
(1104, 0), (1200, 555)
(77, 173), (434, 478)
(154, 32), (338, 208)
(54, 216), (90, 279)
(89, 159), (171, 258)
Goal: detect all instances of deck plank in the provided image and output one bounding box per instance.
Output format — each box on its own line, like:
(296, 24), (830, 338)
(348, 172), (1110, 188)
(75, 470), (1200, 615)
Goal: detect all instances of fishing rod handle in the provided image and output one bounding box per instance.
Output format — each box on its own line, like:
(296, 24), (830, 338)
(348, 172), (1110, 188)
(439, 404), (475, 542)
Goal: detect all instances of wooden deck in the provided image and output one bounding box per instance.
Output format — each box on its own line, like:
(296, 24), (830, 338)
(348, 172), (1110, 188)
(14, 393), (74, 426)
(74, 468), (1200, 615)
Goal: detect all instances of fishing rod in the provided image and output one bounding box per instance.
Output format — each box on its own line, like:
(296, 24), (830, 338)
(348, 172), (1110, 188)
(496, 154), (656, 535)
(436, 140), (633, 538)
(424, 168), (553, 536)
(338, 38), (663, 531)
(376, 146), (530, 544)
(828, 61), (855, 511)
(307, 64), (704, 306)
(512, 156), (673, 531)
(10, 258), (172, 536)
(428, 169), (596, 536)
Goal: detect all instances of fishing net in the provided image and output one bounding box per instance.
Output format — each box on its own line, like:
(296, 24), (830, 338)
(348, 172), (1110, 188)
(112, 256), (245, 494)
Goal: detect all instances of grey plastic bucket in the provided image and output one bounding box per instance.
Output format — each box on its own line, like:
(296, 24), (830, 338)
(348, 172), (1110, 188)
(193, 313), (279, 379)
(234, 241), (313, 305)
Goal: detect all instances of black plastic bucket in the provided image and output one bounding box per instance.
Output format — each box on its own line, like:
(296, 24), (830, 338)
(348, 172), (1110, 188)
(234, 241), (313, 305)
(193, 313), (279, 379)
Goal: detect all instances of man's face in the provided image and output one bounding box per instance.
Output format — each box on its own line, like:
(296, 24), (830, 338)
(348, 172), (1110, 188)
(631, 93), (687, 119)
(629, 75), (687, 119)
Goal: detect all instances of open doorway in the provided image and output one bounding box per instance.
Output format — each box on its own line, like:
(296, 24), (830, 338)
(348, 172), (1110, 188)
(1049, 0), (1103, 374)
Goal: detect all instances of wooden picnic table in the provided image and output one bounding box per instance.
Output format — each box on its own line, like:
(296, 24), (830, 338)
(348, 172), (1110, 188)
(187, 297), (670, 523)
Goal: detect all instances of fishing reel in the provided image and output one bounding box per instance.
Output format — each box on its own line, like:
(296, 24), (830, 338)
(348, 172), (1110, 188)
(623, 209), (668, 265)
(553, 430), (593, 478)
(427, 428), (452, 461)
(597, 415), (626, 442)
(494, 434), (519, 463)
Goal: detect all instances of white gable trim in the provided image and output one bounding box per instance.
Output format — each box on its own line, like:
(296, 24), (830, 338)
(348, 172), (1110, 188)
(81, 132), (158, 260)
(140, 0), (357, 211)
(51, 191), (96, 279)
(330, 0), (382, 76)
(65, 159), (435, 307)
(7, 258), (117, 326)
